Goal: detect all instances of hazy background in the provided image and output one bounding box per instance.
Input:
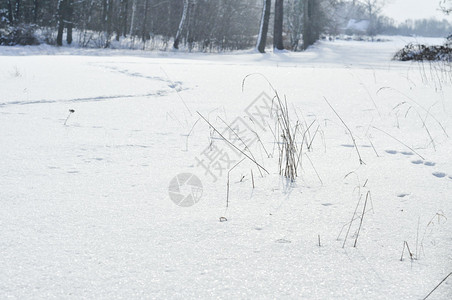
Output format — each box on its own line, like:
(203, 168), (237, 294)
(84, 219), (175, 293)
(383, 0), (451, 22)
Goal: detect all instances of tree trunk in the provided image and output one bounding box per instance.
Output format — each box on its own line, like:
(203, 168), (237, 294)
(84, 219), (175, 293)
(129, 0), (136, 36)
(105, 0), (113, 47)
(7, 0), (14, 24)
(32, 0), (39, 23)
(102, 0), (108, 23)
(302, 0), (317, 50)
(14, 0), (21, 23)
(256, 0), (271, 53)
(174, 0), (189, 49)
(66, 0), (73, 44)
(56, 0), (65, 46)
(116, 0), (124, 41)
(121, 0), (129, 38)
(273, 0), (284, 50)
(302, 0), (309, 50)
(186, 0), (196, 51)
(142, 0), (150, 42)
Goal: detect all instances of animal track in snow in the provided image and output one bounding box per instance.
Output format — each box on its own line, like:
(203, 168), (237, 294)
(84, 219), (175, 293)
(275, 239), (291, 244)
(411, 161), (450, 180)
(385, 150), (398, 154)
(397, 193), (410, 198)
(385, 150), (414, 155)
(341, 144), (354, 148)
(396, 154), (450, 181)
(411, 160), (435, 167)
(400, 151), (414, 156)
(432, 172), (446, 178)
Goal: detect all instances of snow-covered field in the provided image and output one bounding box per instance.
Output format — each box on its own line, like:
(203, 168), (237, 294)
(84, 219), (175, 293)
(1, 36), (451, 299)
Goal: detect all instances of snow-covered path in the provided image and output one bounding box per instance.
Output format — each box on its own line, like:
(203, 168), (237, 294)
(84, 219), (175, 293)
(1, 37), (451, 299)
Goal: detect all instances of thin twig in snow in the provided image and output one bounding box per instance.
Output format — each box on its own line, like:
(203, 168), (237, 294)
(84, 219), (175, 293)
(422, 272), (452, 300)
(324, 97), (364, 165)
(197, 112), (269, 175)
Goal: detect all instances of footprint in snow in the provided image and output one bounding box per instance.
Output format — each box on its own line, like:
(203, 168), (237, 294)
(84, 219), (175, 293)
(385, 150), (413, 156)
(432, 172), (446, 178)
(400, 151), (414, 156)
(404, 157), (447, 180)
(397, 193), (410, 198)
(411, 160), (435, 167)
(275, 239), (291, 244)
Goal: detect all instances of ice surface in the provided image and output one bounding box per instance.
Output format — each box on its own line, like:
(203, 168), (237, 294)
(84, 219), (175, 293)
(1, 36), (451, 299)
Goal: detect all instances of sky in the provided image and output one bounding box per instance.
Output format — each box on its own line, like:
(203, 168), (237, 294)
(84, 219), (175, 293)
(382, 0), (451, 23)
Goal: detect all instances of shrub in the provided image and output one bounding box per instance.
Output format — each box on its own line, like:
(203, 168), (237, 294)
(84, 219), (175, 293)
(0, 24), (40, 46)
(393, 37), (452, 62)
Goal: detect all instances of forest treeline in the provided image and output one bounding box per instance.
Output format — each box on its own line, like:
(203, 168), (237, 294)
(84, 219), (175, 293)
(1, 0), (451, 51)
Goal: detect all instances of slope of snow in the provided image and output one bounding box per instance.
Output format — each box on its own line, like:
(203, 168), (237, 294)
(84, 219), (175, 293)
(0, 36), (451, 299)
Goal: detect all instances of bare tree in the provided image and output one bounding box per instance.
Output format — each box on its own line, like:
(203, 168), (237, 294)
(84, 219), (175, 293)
(303, 0), (325, 49)
(174, 0), (188, 49)
(14, 0), (21, 23)
(120, 0), (129, 38)
(186, 0), (196, 51)
(129, 0), (136, 36)
(66, 0), (73, 44)
(142, 0), (150, 42)
(0, 0), (266, 51)
(361, 0), (383, 36)
(287, 0), (303, 51)
(56, 0), (65, 46)
(33, 0), (39, 23)
(256, 0), (271, 53)
(440, 0), (452, 14)
(7, 0), (14, 24)
(274, 0), (284, 50)
(104, 0), (113, 47)
(302, 0), (313, 49)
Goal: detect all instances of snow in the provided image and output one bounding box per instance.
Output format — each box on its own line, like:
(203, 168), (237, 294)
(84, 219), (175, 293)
(346, 19), (370, 32)
(1, 36), (451, 299)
